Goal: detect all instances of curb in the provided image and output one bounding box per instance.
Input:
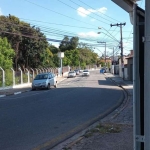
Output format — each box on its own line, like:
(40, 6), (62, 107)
(61, 75), (130, 150)
(0, 77), (67, 98)
(0, 89), (32, 98)
(103, 74), (131, 120)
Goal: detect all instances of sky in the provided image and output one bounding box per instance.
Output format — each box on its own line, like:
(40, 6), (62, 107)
(0, 0), (145, 57)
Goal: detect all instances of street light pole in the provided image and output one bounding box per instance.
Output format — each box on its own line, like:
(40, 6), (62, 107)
(97, 41), (106, 68)
(110, 23), (126, 80)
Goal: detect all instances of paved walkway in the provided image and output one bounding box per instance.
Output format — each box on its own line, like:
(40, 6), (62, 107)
(62, 73), (133, 150)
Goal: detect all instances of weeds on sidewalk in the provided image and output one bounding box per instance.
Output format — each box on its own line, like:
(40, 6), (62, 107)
(84, 123), (121, 138)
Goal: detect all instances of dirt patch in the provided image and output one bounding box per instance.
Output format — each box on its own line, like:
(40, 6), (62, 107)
(70, 124), (133, 150)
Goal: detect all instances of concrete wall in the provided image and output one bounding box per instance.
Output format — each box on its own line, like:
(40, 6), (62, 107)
(126, 58), (133, 81)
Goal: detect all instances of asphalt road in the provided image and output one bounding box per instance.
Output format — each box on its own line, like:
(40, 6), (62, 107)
(0, 70), (123, 150)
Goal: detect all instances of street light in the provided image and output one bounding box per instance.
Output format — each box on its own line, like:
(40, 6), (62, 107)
(58, 52), (64, 76)
(98, 27), (119, 42)
(94, 47), (103, 57)
(97, 41), (107, 68)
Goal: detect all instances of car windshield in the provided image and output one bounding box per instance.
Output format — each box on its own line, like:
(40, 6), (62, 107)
(69, 71), (75, 73)
(34, 74), (48, 80)
(83, 70), (89, 72)
(74, 70), (78, 72)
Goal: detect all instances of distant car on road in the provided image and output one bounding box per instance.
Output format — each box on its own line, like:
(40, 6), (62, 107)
(68, 71), (76, 78)
(32, 72), (57, 90)
(79, 69), (83, 73)
(100, 68), (106, 73)
(74, 69), (80, 75)
(82, 70), (90, 76)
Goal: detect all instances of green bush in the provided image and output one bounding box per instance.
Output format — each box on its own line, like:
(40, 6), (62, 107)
(0, 73), (2, 87)
(23, 73), (28, 83)
(5, 69), (13, 86)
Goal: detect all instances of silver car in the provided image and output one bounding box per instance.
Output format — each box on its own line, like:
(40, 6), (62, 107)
(82, 70), (90, 76)
(68, 71), (76, 78)
(32, 72), (57, 90)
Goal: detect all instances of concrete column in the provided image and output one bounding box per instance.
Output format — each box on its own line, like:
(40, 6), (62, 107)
(11, 68), (15, 86)
(144, 0), (150, 149)
(133, 4), (141, 150)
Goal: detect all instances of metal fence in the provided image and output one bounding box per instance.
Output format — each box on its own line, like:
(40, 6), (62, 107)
(0, 66), (70, 88)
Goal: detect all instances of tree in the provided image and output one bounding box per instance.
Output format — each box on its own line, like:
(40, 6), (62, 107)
(68, 37), (79, 50)
(59, 36), (79, 52)
(49, 44), (59, 54)
(0, 37), (15, 69)
(0, 15), (50, 69)
(59, 36), (70, 52)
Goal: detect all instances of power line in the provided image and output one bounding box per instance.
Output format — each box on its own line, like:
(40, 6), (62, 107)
(57, 0), (110, 25)
(77, 0), (120, 22)
(20, 18), (97, 30)
(19, 1), (122, 44)
(69, 0), (116, 24)
(0, 20), (119, 43)
(23, 0), (100, 28)
(111, 22), (126, 79)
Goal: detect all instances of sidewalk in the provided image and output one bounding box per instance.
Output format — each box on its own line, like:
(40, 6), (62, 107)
(0, 75), (67, 97)
(61, 73), (133, 150)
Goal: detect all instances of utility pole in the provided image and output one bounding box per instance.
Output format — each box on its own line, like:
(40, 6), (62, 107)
(113, 47), (114, 63)
(110, 23), (126, 80)
(97, 41), (106, 68)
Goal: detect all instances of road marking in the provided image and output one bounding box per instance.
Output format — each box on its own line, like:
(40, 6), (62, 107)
(14, 91), (22, 95)
(0, 95), (6, 98)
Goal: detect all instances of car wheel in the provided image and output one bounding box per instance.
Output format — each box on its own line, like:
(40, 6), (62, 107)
(54, 82), (57, 88)
(32, 87), (35, 91)
(47, 83), (51, 90)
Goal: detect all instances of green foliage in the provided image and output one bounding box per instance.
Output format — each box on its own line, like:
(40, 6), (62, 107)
(59, 36), (79, 52)
(100, 62), (105, 67)
(107, 62), (111, 68)
(23, 73), (28, 83)
(78, 47), (98, 67)
(0, 14), (99, 71)
(5, 69), (13, 86)
(0, 37), (15, 69)
(63, 49), (79, 66)
(49, 44), (59, 54)
(0, 15), (52, 69)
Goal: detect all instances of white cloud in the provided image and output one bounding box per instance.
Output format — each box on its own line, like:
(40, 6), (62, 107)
(77, 7), (107, 17)
(77, 7), (91, 17)
(78, 31), (99, 38)
(0, 8), (2, 15)
(97, 7), (107, 14)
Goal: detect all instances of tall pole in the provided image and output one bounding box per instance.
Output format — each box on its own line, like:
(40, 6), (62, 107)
(60, 58), (62, 76)
(97, 41), (106, 68)
(120, 24), (124, 80)
(105, 42), (106, 67)
(133, 3), (142, 150)
(113, 47), (114, 61)
(110, 23), (126, 80)
(145, 0), (150, 149)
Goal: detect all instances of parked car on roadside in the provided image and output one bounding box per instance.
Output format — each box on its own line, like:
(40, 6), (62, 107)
(82, 70), (90, 76)
(79, 69), (83, 73)
(68, 71), (76, 78)
(32, 72), (57, 90)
